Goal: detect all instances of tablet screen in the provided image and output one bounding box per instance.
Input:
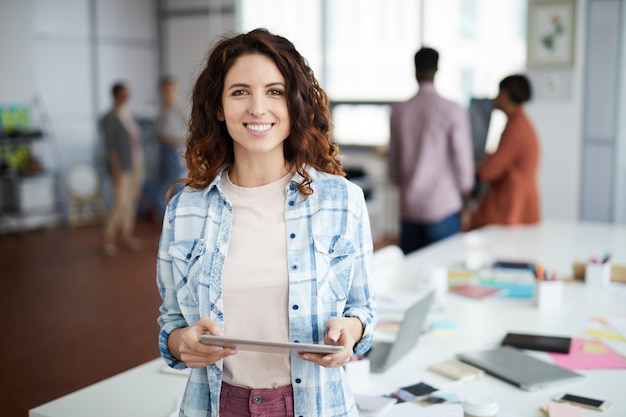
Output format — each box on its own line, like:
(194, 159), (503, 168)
(198, 334), (344, 354)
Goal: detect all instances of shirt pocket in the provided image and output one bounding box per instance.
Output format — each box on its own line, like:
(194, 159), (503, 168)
(312, 234), (356, 303)
(168, 239), (205, 308)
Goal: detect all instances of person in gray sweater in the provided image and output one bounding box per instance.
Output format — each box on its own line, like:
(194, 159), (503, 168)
(100, 82), (144, 256)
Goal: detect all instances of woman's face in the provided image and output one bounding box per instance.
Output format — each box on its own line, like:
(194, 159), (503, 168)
(493, 88), (509, 111)
(221, 53), (290, 162)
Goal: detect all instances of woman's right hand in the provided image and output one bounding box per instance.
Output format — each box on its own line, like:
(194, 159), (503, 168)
(172, 317), (237, 368)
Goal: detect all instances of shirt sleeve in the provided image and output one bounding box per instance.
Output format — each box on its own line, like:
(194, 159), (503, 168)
(387, 106), (401, 185)
(450, 107), (475, 193)
(477, 120), (520, 183)
(156, 197), (190, 370)
(343, 188), (377, 356)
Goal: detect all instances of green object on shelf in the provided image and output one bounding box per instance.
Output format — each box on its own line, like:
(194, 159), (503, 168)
(1, 143), (30, 171)
(0, 104), (31, 133)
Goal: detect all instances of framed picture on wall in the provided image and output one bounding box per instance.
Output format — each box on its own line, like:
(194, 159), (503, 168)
(527, 0), (576, 68)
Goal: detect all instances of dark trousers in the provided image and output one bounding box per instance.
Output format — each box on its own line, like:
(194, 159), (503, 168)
(400, 212), (461, 254)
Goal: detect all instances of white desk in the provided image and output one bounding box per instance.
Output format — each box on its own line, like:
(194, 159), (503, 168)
(30, 220), (626, 417)
(366, 219), (626, 416)
(29, 359), (187, 417)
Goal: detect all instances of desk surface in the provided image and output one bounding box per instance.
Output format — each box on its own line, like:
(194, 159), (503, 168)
(414, 218), (625, 276)
(30, 220), (626, 417)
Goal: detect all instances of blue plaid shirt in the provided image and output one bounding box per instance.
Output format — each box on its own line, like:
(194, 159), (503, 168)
(157, 167), (377, 417)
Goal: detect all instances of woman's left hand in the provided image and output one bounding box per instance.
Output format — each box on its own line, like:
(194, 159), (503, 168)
(297, 317), (362, 368)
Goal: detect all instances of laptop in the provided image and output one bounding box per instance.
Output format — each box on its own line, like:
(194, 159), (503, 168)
(456, 346), (584, 391)
(366, 290), (435, 373)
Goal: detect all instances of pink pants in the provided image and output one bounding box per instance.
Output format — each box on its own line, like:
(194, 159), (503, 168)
(219, 382), (294, 417)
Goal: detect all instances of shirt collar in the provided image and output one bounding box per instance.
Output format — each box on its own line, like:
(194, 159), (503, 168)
(203, 165), (321, 197)
(417, 81), (436, 92)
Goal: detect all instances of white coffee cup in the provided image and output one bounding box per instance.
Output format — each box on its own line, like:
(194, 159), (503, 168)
(463, 395), (498, 417)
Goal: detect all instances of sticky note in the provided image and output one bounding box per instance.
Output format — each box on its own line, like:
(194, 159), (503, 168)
(548, 402), (584, 417)
(582, 340), (608, 354)
(584, 328), (626, 341)
(430, 320), (457, 330)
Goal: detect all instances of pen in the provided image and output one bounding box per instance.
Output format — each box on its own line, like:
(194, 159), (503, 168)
(602, 251), (611, 264)
(535, 264), (544, 281)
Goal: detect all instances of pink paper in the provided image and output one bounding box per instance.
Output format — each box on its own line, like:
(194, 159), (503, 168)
(549, 337), (626, 370)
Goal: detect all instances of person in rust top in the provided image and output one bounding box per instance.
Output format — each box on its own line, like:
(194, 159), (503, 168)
(468, 74), (540, 230)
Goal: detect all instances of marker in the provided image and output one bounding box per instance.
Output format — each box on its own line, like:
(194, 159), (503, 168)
(535, 264), (544, 281)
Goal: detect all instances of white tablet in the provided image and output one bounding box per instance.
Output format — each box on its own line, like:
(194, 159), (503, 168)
(198, 334), (343, 354)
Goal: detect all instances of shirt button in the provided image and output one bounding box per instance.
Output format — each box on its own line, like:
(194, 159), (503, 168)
(292, 304), (299, 310)
(290, 233), (296, 238)
(186, 253), (192, 259)
(252, 395), (262, 404)
(288, 200), (295, 206)
(291, 265), (298, 270)
(295, 378), (302, 383)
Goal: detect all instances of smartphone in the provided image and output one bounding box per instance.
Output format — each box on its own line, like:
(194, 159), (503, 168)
(552, 393), (611, 411)
(395, 382), (437, 402)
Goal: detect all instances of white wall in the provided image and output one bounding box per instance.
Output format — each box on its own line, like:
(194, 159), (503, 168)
(526, 0), (586, 222)
(34, 0), (94, 173)
(0, 0), (35, 104)
(33, 0), (159, 174)
(160, 2), (236, 115)
(526, 90), (583, 221)
(30, 0), (160, 219)
(616, 0), (626, 224)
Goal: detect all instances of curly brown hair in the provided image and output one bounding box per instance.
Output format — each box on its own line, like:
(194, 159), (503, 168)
(184, 28), (344, 197)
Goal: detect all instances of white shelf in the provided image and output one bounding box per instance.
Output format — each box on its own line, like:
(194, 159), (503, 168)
(0, 171), (59, 233)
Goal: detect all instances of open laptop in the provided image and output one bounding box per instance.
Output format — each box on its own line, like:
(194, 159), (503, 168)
(366, 290), (435, 373)
(456, 346), (584, 391)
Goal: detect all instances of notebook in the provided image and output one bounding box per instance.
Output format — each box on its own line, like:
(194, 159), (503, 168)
(366, 290), (435, 373)
(449, 283), (503, 299)
(456, 346), (584, 391)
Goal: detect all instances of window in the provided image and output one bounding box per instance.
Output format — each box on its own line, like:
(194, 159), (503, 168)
(240, 0), (527, 146)
(330, 103), (392, 147)
(423, 0), (527, 105)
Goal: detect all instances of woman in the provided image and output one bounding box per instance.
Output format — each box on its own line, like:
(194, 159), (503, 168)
(468, 74), (540, 230)
(156, 28), (376, 417)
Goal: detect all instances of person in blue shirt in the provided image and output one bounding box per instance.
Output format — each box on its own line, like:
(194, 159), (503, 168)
(153, 75), (187, 220)
(156, 28), (377, 417)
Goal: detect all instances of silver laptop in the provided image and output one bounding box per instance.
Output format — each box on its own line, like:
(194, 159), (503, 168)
(366, 290), (435, 373)
(456, 346), (584, 391)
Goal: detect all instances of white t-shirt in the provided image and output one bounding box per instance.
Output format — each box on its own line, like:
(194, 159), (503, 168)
(221, 171), (293, 388)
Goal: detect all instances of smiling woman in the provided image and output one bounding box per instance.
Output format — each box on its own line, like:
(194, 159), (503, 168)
(156, 28), (376, 417)
(220, 53), (291, 177)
